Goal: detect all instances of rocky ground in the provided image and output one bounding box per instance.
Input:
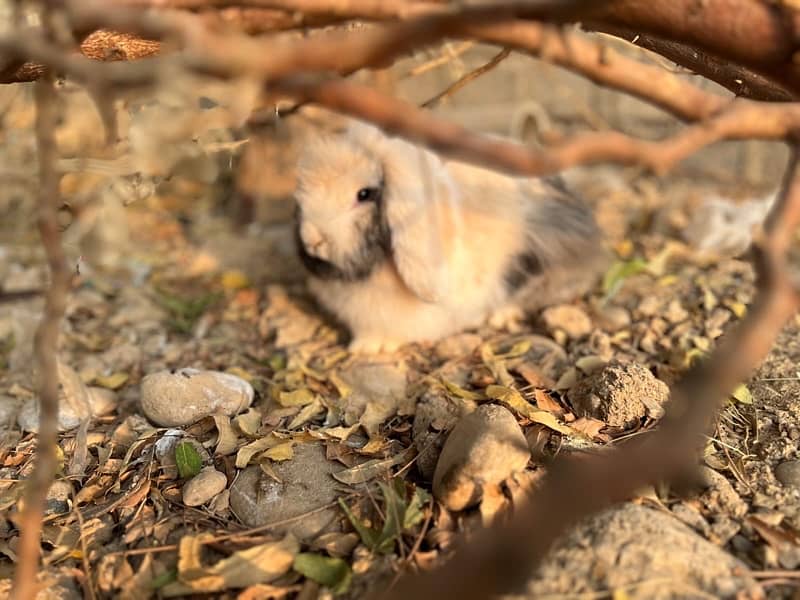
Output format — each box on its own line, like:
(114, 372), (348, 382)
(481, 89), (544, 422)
(0, 82), (799, 600)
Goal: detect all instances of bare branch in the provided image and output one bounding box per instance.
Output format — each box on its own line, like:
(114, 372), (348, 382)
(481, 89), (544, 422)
(275, 77), (800, 176)
(11, 73), (71, 600)
(421, 47), (511, 108)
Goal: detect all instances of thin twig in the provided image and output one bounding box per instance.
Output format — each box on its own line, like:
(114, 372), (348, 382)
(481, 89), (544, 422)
(11, 73), (70, 600)
(421, 47), (511, 108)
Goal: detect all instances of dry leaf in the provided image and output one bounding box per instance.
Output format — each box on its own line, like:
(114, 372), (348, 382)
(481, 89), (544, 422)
(213, 415), (239, 456)
(486, 385), (574, 435)
(236, 436), (280, 468)
(533, 389), (564, 417)
(235, 408), (263, 437)
(93, 372), (129, 390)
(570, 417), (606, 439)
(287, 398), (324, 430)
(260, 441), (294, 462)
(277, 389), (316, 408)
(163, 534), (299, 596)
(332, 448), (414, 485)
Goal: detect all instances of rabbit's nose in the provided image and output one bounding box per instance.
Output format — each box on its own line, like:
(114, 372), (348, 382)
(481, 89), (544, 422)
(300, 221), (327, 257)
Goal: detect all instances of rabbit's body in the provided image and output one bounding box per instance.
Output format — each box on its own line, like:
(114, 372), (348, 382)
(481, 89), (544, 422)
(294, 121), (606, 353)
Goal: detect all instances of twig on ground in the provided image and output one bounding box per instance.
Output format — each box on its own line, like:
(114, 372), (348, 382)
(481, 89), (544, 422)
(11, 73), (71, 600)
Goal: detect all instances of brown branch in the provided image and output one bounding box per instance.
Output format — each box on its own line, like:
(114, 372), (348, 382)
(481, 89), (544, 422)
(274, 76), (800, 176)
(589, 25), (797, 103)
(377, 144), (800, 600)
(421, 47), (511, 108)
(11, 74), (70, 600)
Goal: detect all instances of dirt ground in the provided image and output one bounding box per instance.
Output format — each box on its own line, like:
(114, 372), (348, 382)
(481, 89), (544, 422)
(0, 64), (799, 600)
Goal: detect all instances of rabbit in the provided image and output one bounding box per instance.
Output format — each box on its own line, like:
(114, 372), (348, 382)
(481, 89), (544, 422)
(293, 119), (608, 353)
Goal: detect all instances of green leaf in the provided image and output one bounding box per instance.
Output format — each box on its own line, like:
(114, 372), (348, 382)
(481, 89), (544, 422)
(150, 569), (178, 590)
(602, 258), (649, 298)
(175, 442), (203, 479)
(731, 383), (753, 405)
(338, 498), (380, 549)
(373, 481), (404, 554)
(403, 486), (431, 530)
(293, 553), (351, 595)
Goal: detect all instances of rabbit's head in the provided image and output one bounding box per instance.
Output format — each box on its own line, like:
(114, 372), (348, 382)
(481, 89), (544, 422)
(294, 129), (390, 281)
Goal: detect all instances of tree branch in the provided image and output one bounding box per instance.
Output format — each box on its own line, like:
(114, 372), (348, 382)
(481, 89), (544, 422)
(11, 73), (71, 600)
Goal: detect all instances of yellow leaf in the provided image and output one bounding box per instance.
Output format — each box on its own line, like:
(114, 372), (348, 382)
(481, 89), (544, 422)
(225, 366), (254, 383)
(731, 383), (753, 405)
(261, 441), (295, 462)
(443, 379), (482, 401)
(277, 389), (316, 407)
(485, 385), (573, 435)
(724, 299), (747, 318)
(221, 269), (249, 290)
(236, 436), (279, 468)
(93, 372), (129, 390)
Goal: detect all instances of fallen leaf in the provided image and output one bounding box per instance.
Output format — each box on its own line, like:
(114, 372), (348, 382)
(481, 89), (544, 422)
(485, 385), (573, 435)
(332, 448), (414, 486)
(293, 553), (351, 595)
(175, 442), (203, 479)
(287, 398), (324, 430)
(236, 436), (279, 468)
(570, 417), (606, 439)
(221, 269), (250, 290)
(602, 257), (649, 297)
(533, 389), (564, 417)
(234, 409), (263, 437)
(261, 441), (294, 462)
(442, 379), (482, 401)
(212, 415), (239, 456)
(277, 389), (316, 408)
(731, 383), (753, 405)
(164, 534), (299, 596)
(93, 372), (129, 390)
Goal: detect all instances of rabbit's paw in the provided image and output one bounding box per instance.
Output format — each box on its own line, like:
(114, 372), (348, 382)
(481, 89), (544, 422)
(488, 305), (525, 332)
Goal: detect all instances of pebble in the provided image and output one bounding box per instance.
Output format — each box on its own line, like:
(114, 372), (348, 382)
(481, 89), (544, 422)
(229, 442), (343, 539)
(541, 305), (592, 340)
(338, 362), (410, 435)
(568, 361), (669, 428)
(17, 362), (117, 432)
(139, 368), (254, 427)
(182, 467), (228, 507)
(775, 460), (800, 489)
(45, 480), (73, 515)
(433, 404), (529, 511)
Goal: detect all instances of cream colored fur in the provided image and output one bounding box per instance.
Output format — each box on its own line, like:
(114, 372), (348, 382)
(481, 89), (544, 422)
(295, 120), (606, 353)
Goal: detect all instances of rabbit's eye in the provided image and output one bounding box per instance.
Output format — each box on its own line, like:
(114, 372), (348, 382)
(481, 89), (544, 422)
(356, 187), (378, 203)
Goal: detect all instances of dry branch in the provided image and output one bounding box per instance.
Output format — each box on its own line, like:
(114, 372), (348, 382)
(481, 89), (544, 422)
(276, 77), (800, 176)
(377, 146), (800, 600)
(11, 73), (71, 600)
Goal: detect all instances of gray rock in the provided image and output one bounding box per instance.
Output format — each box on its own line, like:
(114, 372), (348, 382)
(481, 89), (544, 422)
(18, 362), (117, 432)
(139, 368), (254, 427)
(775, 460), (800, 489)
(45, 480), (73, 515)
(519, 504), (761, 600)
(698, 467), (747, 518)
(568, 361), (669, 428)
(229, 442), (343, 540)
(182, 467), (228, 507)
(413, 390), (477, 481)
(433, 404), (529, 511)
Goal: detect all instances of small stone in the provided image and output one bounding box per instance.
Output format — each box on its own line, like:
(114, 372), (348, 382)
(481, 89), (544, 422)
(699, 467), (747, 518)
(541, 305), (592, 340)
(433, 404), (529, 511)
(229, 442), (342, 540)
(45, 480), (73, 515)
(17, 362), (117, 432)
(412, 390), (476, 481)
(775, 460), (800, 489)
(568, 361), (669, 428)
(594, 305), (631, 331)
(140, 368), (254, 427)
(182, 467), (227, 507)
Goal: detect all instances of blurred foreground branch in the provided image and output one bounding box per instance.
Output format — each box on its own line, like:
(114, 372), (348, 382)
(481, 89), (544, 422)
(10, 73), (71, 600)
(378, 146), (800, 600)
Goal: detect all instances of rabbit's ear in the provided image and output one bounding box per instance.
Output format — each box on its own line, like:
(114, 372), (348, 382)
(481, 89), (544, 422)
(380, 142), (459, 304)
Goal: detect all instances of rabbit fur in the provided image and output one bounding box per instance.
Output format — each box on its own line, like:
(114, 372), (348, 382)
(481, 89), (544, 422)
(294, 119), (607, 353)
